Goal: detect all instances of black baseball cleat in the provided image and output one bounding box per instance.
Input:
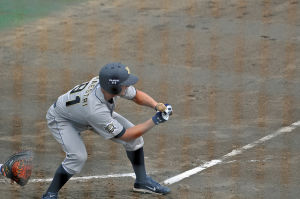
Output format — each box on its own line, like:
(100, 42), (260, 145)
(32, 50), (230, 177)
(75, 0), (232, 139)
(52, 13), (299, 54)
(133, 176), (171, 195)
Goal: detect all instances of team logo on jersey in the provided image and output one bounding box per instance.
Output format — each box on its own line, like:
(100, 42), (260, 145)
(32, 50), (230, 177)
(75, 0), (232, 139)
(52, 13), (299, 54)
(105, 122), (116, 134)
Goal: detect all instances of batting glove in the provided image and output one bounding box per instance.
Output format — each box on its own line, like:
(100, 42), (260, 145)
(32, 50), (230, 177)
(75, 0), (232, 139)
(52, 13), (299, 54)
(152, 111), (168, 125)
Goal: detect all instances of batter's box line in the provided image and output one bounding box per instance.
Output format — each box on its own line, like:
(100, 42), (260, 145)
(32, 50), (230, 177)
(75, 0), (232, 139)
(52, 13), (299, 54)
(0, 171), (161, 184)
(0, 173), (136, 184)
(162, 120), (300, 185)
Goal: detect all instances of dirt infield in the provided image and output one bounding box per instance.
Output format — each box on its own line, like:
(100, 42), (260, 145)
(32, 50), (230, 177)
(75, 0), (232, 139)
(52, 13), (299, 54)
(0, 0), (299, 198)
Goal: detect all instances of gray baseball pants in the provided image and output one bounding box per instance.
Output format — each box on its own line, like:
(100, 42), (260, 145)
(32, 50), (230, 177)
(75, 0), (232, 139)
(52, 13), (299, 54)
(46, 104), (144, 175)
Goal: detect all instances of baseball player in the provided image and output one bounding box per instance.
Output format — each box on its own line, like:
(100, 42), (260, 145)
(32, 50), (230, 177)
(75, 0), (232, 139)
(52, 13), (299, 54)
(42, 62), (173, 198)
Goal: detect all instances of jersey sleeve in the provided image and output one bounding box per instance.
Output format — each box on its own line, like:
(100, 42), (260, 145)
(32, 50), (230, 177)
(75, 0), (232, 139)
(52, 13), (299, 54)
(121, 86), (136, 100)
(87, 109), (125, 139)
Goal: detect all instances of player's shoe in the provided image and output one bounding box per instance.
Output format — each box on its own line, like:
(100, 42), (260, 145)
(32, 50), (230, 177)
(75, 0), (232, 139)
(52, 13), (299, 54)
(41, 192), (58, 199)
(133, 176), (170, 195)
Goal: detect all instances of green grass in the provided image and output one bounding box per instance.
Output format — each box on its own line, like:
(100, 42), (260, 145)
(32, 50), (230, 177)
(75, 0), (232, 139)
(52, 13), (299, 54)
(0, 0), (84, 30)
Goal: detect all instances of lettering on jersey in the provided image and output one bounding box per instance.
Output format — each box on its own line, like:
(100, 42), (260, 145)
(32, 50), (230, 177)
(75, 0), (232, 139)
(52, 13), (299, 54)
(82, 77), (99, 106)
(104, 122), (116, 134)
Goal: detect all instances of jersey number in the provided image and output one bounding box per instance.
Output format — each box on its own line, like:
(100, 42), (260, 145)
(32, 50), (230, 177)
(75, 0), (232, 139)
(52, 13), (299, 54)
(66, 82), (88, 107)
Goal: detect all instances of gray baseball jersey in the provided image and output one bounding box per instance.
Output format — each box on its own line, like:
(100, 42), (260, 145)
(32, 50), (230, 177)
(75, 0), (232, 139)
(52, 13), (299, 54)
(54, 76), (136, 139)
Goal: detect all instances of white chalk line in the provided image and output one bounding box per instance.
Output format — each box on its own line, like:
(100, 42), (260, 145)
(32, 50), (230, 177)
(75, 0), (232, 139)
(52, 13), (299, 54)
(0, 173), (136, 184)
(163, 120), (300, 185)
(33, 173), (136, 183)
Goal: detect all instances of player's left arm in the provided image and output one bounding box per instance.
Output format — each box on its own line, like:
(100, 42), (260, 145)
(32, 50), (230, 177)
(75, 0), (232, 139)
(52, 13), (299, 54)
(132, 89), (158, 110)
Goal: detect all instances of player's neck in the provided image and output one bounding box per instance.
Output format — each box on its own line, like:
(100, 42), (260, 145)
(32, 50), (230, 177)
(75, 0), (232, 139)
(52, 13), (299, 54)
(101, 88), (115, 102)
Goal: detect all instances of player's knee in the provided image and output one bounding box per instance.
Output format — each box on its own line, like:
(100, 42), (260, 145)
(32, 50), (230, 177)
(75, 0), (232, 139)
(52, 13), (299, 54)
(124, 136), (144, 151)
(64, 152), (87, 174)
(75, 151), (88, 164)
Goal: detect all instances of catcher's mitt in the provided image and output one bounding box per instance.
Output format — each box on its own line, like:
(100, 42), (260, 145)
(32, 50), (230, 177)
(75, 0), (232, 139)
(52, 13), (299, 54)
(1, 150), (33, 186)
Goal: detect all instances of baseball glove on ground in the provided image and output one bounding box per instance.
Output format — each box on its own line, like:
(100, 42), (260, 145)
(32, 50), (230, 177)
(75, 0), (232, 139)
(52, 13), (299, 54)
(1, 150), (33, 186)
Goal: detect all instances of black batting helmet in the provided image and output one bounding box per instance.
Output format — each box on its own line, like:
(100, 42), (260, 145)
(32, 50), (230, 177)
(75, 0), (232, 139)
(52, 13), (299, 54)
(99, 62), (138, 94)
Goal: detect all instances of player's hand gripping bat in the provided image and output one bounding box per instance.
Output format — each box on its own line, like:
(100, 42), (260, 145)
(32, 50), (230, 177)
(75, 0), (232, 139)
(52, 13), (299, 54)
(155, 103), (173, 121)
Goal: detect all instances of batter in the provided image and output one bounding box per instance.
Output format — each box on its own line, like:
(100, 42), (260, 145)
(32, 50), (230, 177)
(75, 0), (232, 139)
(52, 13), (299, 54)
(42, 62), (173, 198)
